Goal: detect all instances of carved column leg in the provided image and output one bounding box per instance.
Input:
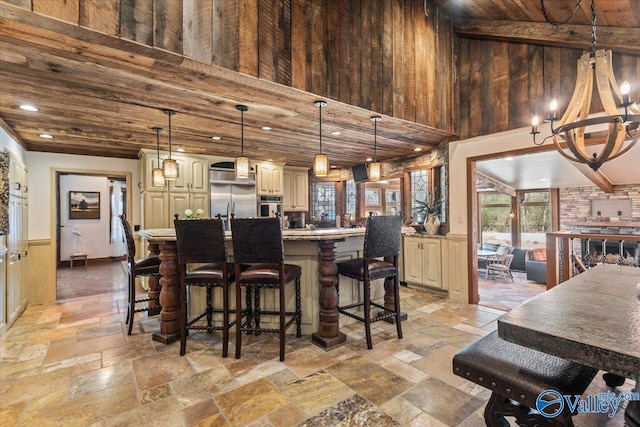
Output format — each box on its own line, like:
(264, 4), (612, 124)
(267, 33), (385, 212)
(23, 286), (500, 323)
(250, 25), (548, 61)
(312, 239), (346, 348)
(146, 242), (161, 316)
(152, 241), (180, 344)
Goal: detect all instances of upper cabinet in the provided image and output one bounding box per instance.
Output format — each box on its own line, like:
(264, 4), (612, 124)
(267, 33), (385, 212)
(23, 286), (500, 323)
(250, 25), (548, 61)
(283, 167), (309, 212)
(168, 156), (209, 193)
(256, 162), (283, 196)
(139, 150), (209, 193)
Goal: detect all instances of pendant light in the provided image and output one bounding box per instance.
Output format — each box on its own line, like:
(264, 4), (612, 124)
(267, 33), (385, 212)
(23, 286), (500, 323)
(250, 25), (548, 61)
(235, 104), (250, 178)
(162, 109), (178, 180)
(313, 100), (329, 177)
(151, 126), (165, 187)
(369, 116), (382, 181)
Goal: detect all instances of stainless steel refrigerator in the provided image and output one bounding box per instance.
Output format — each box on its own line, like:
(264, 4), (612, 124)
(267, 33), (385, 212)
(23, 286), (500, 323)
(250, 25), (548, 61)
(209, 165), (257, 230)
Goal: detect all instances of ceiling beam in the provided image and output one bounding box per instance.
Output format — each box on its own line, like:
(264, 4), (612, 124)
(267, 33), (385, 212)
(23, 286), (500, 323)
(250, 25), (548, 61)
(571, 163), (614, 193)
(476, 172), (516, 197)
(453, 19), (640, 55)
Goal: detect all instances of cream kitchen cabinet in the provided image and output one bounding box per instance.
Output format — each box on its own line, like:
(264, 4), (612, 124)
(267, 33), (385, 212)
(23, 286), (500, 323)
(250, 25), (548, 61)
(141, 192), (170, 230)
(283, 167), (309, 211)
(169, 192), (209, 220)
(139, 150), (209, 193)
(168, 156), (209, 193)
(256, 162), (283, 195)
(403, 235), (443, 289)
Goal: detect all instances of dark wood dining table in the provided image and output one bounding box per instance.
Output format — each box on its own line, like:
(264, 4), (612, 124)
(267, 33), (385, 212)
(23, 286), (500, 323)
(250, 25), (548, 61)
(498, 264), (640, 424)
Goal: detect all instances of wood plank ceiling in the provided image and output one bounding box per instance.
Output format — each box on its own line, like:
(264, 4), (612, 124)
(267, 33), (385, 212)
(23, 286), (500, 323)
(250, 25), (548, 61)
(0, 0), (638, 167)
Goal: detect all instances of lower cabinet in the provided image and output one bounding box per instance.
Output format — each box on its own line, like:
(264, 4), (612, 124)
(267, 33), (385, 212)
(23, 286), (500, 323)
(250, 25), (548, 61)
(403, 235), (443, 289)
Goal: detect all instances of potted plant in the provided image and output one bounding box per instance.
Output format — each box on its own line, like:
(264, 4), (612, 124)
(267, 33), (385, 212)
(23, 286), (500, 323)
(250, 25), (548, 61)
(413, 197), (442, 235)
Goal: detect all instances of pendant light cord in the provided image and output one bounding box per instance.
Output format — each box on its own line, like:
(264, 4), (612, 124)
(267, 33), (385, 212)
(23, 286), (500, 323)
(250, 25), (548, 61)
(168, 112), (173, 160)
(155, 128), (161, 164)
(373, 119), (377, 162)
(241, 109), (244, 156)
(319, 104), (323, 154)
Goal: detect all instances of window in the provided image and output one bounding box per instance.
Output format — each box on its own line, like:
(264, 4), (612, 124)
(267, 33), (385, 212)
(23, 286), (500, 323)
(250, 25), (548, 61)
(345, 179), (356, 217)
(518, 191), (551, 249)
(311, 181), (336, 220)
(480, 193), (511, 245)
(410, 170), (429, 223)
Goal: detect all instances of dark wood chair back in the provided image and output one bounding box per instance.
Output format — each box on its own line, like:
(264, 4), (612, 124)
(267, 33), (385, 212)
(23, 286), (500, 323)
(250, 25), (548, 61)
(230, 217), (284, 264)
(363, 214), (403, 260)
(174, 216), (228, 265)
(120, 213), (136, 262)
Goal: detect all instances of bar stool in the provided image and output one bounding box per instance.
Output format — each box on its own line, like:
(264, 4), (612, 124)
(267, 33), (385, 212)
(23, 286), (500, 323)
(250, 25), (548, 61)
(336, 214), (403, 349)
(120, 214), (161, 335)
(231, 217), (302, 362)
(174, 215), (234, 357)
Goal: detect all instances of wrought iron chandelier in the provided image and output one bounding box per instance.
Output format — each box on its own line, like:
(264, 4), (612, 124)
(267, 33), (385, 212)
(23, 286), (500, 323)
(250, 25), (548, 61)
(530, 0), (639, 172)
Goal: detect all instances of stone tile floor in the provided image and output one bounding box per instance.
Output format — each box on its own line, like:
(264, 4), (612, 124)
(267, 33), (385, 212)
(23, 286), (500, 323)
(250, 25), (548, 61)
(1, 265), (634, 426)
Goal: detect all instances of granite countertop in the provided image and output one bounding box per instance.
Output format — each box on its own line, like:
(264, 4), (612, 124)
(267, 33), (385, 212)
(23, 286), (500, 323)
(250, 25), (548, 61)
(138, 227), (366, 241)
(498, 264), (640, 380)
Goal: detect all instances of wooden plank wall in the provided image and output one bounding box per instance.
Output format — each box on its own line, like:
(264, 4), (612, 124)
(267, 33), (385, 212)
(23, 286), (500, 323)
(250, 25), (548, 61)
(7, 0), (456, 136)
(457, 37), (640, 140)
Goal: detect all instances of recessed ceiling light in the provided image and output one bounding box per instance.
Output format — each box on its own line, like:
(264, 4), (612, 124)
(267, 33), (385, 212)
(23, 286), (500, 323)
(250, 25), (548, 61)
(39, 133), (53, 139)
(212, 136), (221, 140)
(19, 104), (38, 112)
(331, 131), (341, 136)
(504, 156), (514, 161)
(540, 178), (547, 181)
(330, 165), (337, 168)
(176, 148), (185, 152)
(365, 157), (373, 162)
(267, 159), (274, 162)
(413, 147), (422, 152)
(262, 126), (272, 131)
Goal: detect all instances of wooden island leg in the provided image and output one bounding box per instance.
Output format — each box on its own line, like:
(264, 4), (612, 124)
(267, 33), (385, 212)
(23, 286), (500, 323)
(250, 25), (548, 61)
(312, 239), (346, 348)
(146, 241), (161, 316)
(152, 241), (180, 344)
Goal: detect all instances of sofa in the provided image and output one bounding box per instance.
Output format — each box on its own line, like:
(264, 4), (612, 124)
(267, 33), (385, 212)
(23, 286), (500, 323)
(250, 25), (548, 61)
(525, 248), (547, 284)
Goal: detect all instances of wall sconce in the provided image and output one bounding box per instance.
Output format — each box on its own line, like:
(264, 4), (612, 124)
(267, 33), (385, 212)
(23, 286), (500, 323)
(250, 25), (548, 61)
(235, 105), (250, 179)
(151, 126), (165, 187)
(313, 100), (329, 176)
(162, 109), (178, 180)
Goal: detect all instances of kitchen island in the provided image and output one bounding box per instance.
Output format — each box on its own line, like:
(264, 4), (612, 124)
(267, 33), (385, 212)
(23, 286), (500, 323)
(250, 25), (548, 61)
(138, 227), (372, 349)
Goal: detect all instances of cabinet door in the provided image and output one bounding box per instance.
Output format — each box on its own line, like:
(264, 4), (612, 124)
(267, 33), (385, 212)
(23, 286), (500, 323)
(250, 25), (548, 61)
(0, 249), (6, 333)
(421, 239), (442, 288)
(7, 196), (23, 325)
(403, 237), (423, 284)
(256, 163), (283, 195)
(188, 158), (209, 192)
(292, 170), (308, 210)
(8, 157), (25, 197)
(270, 166), (283, 195)
(283, 169), (295, 210)
(190, 193), (209, 217)
(143, 192), (170, 229)
(169, 157), (189, 192)
(169, 193), (190, 220)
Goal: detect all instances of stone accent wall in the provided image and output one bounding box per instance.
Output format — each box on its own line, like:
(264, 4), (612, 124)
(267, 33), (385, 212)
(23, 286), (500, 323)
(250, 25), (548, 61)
(560, 184), (640, 235)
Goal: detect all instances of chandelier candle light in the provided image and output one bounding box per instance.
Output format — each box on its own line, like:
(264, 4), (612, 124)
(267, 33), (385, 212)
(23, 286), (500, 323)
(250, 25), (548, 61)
(313, 100), (329, 177)
(530, 0), (639, 172)
(235, 105), (250, 179)
(151, 126), (164, 187)
(369, 116), (382, 181)
(162, 109), (178, 180)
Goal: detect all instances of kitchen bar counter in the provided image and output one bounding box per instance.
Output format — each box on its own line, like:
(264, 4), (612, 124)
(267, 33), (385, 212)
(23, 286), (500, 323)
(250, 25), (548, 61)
(138, 226), (369, 348)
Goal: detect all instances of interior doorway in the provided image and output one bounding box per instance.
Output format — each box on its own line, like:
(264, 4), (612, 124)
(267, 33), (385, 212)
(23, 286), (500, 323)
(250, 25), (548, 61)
(54, 170), (130, 300)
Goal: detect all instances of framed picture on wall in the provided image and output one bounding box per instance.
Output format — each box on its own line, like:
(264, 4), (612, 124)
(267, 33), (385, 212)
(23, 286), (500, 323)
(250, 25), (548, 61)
(69, 191), (100, 219)
(365, 188), (381, 206)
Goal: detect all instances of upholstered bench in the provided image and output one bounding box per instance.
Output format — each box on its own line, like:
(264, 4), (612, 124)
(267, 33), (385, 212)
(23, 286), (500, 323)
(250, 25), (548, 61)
(453, 331), (597, 427)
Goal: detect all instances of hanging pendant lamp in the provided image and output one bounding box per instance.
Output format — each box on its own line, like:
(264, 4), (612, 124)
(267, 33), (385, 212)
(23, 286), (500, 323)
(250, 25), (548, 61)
(369, 116), (382, 181)
(313, 100), (329, 177)
(235, 105), (250, 179)
(162, 109), (178, 180)
(151, 126), (165, 187)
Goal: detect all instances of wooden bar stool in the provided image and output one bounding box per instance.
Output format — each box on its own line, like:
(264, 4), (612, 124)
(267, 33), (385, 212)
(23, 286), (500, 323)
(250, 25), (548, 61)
(174, 215), (234, 357)
(120, 214), (161, 335)
(336, 214), (403, 349)
(231, 217), (302, 362)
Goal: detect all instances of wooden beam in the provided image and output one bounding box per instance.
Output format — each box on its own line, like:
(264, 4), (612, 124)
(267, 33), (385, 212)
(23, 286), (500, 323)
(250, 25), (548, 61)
(0, 115), (27, 149)
(571, 162), (614, 193)
(453, 19), (640, 55)
(476, 172), (516, 197)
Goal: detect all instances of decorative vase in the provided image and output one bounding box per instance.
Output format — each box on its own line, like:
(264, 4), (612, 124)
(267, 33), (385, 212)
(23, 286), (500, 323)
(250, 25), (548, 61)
(423, 214), (440, 235)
